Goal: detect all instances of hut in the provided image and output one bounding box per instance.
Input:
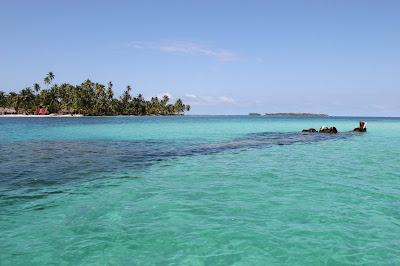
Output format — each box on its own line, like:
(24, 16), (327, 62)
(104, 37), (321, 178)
(0, 107), (17, 115)
(34, 108), (48, 115)
(58, 109), (73, 115)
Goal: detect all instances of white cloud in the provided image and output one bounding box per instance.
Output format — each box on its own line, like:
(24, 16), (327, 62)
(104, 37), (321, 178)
(184, 94), (237, 106)
(185, 94), (197, 99)
(129, 40), (238, 62)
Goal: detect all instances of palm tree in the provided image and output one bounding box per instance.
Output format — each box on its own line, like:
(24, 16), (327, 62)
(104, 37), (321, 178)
(161, 95), (169, 105)
(20, 87), (35, 113)
(106, 87), (114, 115)
(33, 83), (41, 95)
(3, 74), (192, 116)
(44, 72), (55, 90)
(82, 79), (93, 90)
(106, 88), (114, 100)
(48, 72), (55, 84)
(44, 76), (50, 89)
(48, 84), (59, 113)
(72, 86), (83, 114)
(0, 91), (6, 107)
(39, 89), (49, 106)
(137, 94), (144, 102)
(58, 83), (74, 112)
(8, 92), (19, 109)
(159, 95), (170, 114)
(94, 83), (106, 115)
(118, 85), (132, 114)
(174, 99), (184, 114)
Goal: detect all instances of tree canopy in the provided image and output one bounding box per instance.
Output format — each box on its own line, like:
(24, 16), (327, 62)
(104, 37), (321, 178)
(0, 73), (191, 116)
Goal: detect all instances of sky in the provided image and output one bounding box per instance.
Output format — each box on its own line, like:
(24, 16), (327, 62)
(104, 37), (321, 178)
(0, 0), (399, 116)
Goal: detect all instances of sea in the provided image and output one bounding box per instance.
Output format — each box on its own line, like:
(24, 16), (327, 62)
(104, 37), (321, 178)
(0, 116), (399, 265)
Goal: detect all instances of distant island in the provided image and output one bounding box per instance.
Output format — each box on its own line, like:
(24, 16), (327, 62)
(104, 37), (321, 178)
(248, 113), (261, 116)
(0, 72), (190, 116)
(265, 113), (328, 117)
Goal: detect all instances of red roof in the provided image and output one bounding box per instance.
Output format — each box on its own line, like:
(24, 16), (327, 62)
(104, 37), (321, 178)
(35, 108), (48, 115)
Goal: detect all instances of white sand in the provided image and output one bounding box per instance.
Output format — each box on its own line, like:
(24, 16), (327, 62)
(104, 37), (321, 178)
(0, 114), (84, 117)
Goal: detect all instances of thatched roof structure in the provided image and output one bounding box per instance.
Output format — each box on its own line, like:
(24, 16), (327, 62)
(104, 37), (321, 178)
(58, 109), (73, 115)
(0, 107), (17, 115)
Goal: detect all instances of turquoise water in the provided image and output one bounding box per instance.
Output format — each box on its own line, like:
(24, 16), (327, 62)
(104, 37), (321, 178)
(1, 116), (400, 265)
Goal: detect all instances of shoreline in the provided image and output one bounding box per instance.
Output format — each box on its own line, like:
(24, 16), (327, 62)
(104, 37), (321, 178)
(0, 114), (185, 118)
(1, 114), (399, 118)
(0, 114), (84, 117)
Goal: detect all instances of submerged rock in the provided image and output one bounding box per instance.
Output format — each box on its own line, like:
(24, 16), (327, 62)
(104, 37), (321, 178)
(302, 128), (317, 133)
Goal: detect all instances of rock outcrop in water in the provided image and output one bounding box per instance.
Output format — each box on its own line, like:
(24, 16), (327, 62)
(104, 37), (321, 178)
(329, 127), (338, 134)
(302, 126), (337, 134)
(319, 126), (330, 133)
(302, 128), (317, 133)
(353, 121), (367, 132)
(302, 122), (366, 134)
(318, 126), (337, 134)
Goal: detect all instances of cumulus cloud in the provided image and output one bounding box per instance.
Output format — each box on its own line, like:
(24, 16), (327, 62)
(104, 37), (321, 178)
(129, 40), (238, 62)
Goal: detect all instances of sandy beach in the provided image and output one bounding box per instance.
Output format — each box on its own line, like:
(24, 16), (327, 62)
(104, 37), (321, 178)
(0, 114), (84, 117)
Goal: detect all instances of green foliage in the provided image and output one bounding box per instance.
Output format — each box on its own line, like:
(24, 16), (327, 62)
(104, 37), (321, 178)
(1, 73), (190, 116)
(0, 91), (6, 106)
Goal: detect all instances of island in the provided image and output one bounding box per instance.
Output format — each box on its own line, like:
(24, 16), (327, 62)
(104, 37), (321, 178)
(0, 72), (190, 116)
(248, 113), (261, 116)
(265, 113), (328, 117)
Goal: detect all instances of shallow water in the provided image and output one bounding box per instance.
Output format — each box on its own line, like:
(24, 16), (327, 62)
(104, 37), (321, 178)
(1, 116), (400, 265)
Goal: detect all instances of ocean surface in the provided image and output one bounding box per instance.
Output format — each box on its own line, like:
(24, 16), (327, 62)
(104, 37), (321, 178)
(1, 116), (399, 265)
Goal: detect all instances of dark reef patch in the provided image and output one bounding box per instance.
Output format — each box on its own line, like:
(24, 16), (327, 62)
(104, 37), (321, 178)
(0, 131), (361, 206)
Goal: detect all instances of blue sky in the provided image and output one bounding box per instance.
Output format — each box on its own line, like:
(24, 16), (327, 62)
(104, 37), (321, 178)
(1, 0), (399, 116)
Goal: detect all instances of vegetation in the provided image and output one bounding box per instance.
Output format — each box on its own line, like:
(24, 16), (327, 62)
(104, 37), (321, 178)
(0, 72), (190, 116)
(248, 113), (261, 116)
